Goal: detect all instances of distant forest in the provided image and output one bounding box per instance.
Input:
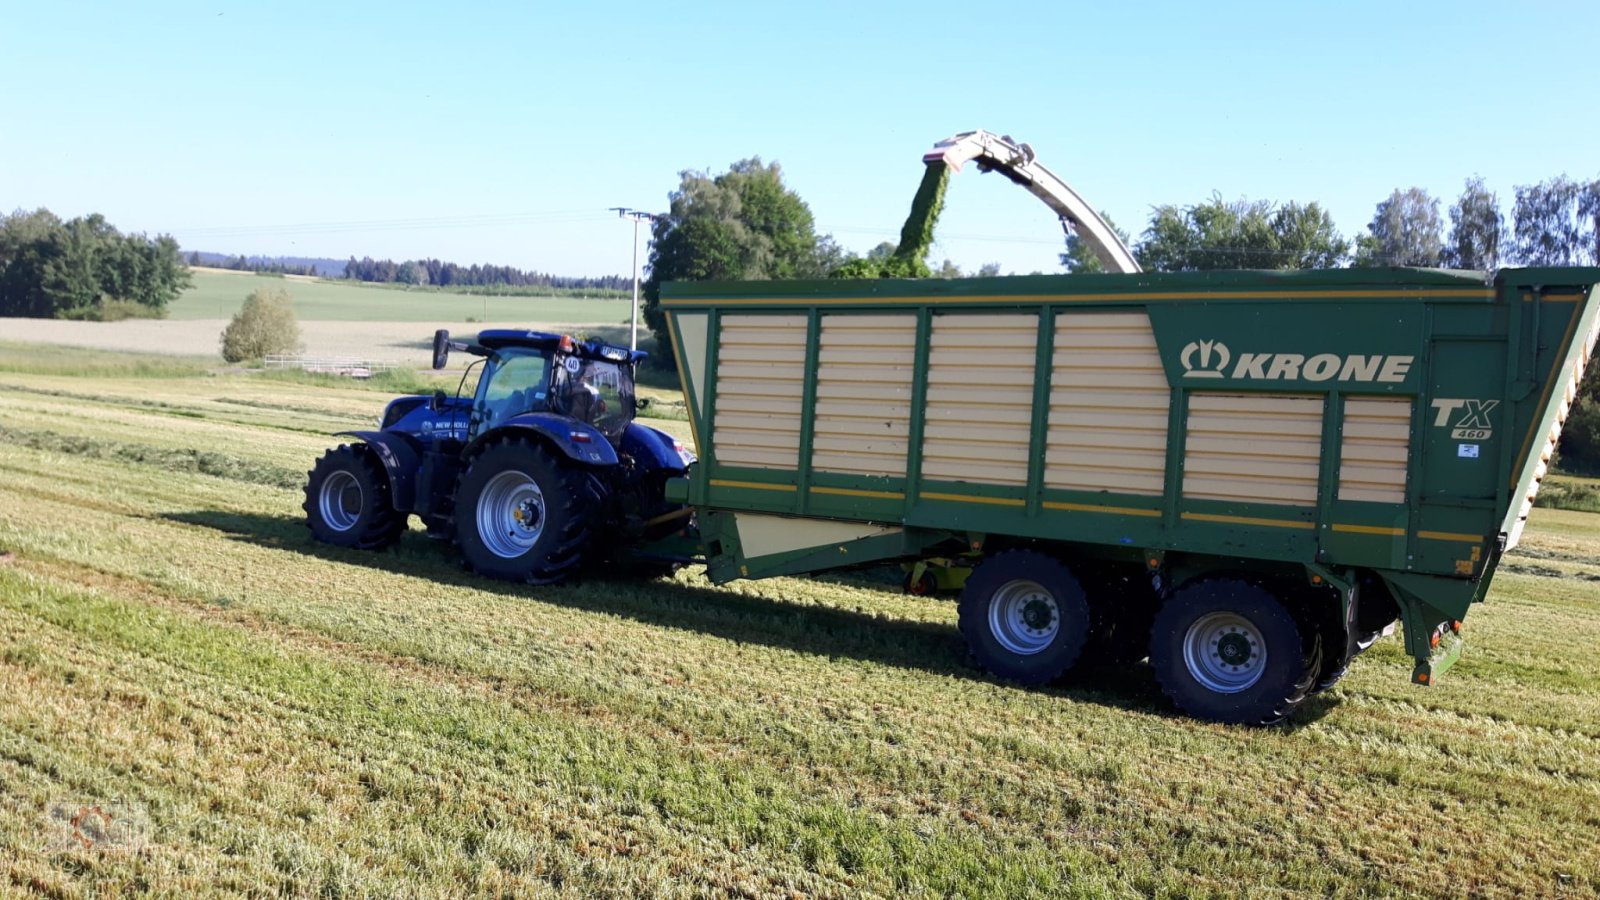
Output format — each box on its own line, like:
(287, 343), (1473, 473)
(189, 252), (330, 276)
(340, 256), (629, 292)
(188, 250), (627, 292)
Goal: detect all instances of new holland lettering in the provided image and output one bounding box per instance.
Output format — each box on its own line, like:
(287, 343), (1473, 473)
(1179, 340), (1413, 383)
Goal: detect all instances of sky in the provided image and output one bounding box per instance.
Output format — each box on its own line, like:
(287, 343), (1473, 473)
(3, 0), (1597, 279)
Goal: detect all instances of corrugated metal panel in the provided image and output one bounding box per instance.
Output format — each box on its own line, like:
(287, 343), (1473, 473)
(1338, 397), (1412, 504)
(1045, 312), (1170, 496)
(811, 314), (918, 476)
(713, 314), (807, 469)
(921, 314), (1037, 485)
(1184, 393), (1324, 506)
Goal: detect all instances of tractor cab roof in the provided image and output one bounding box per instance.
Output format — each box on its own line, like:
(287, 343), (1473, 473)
(475, 329), (648, 364)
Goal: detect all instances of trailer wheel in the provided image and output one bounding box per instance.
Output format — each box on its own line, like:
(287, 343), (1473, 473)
(958, 550), (1091, 685)
(1150, 579), (1320, 725)
(454, 437), (600, 585)
(303, 444), (406, 550)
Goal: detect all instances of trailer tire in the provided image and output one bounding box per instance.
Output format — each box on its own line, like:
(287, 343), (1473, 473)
(958, 550), (1091, 685)
(1311, 664), (1349, 695)
(454, 437), (601, 585)
(1150, 578), (1320, 725)
(303, 444), (407, 550)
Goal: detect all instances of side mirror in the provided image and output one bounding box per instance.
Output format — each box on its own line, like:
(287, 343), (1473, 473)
(429, 389), (447, 412)
(431, 329), (450, 370)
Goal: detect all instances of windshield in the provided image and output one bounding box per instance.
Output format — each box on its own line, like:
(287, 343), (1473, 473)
(475, 349), (551, 430)
(550, 355), (634, 438)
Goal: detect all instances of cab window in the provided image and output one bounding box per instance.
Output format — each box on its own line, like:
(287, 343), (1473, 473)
(477, 351), (549, 426)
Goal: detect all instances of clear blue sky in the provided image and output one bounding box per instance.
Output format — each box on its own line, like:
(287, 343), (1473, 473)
(3, 0), (1596, 277)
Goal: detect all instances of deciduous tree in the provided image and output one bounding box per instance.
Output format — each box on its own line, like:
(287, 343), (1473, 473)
(1353, 188), (1443, 267)
(220, 287), (300, 363)
(642, 158), (836, 357)
(1136, 195), (1348, 271)
(1513, 175), (1600, 265)
(1441, 177), (1502, 270)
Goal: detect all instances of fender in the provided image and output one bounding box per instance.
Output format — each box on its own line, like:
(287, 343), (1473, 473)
(468, 413), (619, 466)
(620, 422), (694, 475)
(337, 430), (421, 513)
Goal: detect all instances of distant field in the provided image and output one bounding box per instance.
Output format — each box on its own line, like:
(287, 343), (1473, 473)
(0, 343), (1598, 897)
(171, 268), (633, 324)
(0, 268), (642, 362)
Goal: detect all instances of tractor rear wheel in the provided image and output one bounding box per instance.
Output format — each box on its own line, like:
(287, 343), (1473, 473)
(454, 437), (601, 584)
(1149, 578), (1321, 725)
(303, 444), (406, 550)
(958, 550), (1092, 685)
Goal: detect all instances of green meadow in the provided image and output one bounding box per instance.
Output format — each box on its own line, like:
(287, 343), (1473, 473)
(169, 269), (632, 324)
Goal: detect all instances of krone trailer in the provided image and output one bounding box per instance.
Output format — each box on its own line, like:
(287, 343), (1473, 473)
(659, 266), (1600, 723)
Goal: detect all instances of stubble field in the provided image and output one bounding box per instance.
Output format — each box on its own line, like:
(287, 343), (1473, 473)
(0, 343), (1598, 897)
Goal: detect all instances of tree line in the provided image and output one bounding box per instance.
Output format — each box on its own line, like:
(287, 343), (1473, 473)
(189, 252), (318, 276)
(0, 209), (191, 319)
(341, 256), (630, 292)
(1081, 175), (1597, 274)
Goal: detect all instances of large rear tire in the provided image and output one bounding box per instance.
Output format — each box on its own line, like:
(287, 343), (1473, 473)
(454, 437), (600, 584)
(958, 550), (1092, 685)
(303, 444), (407, 550)
(1149, 578), (1320, 725)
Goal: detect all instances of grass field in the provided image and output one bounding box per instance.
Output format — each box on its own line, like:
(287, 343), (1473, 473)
(1, 345), (1598, 897)
(170, 269), (632, 324)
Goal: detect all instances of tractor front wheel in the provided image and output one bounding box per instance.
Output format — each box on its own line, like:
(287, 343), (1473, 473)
(454, 437), (600, 584)
(303, 444), (406, 550)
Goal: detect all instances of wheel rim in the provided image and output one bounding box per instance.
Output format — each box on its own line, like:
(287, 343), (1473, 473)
(477, 470), (545, 559)
(318, 471), (363, 532)
(988, 579), (1059, 655)
(1183, 611), (1267, 693)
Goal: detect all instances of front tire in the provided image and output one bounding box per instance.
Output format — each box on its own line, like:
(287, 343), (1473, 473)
(454, 437), (600, 584)
(958, 550), (1092, 685)
(1149, 578), (1320, 725)
(303, 444), (406, 550)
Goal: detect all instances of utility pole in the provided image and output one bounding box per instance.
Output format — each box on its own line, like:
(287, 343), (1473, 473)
(610, 207), (663, 351)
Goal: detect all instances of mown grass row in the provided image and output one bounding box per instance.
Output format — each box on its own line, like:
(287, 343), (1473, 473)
(0, 364), (1598, 897)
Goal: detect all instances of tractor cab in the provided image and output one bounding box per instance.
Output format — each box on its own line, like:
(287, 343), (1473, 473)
(435, 329), (645, 443)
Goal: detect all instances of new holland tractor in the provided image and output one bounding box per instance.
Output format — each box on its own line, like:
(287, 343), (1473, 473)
(302, 329), (695, 583)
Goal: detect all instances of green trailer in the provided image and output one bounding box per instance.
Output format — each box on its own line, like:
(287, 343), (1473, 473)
(659, 266), (1600, 724)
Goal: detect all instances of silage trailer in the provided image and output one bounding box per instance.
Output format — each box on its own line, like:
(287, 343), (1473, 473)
(658, 266), (1600, 723)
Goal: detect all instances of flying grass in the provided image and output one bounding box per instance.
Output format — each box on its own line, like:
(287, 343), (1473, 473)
(0, 352), (1598, 897)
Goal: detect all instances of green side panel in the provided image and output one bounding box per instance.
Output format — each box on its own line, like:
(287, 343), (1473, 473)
(661, 268), (1600, 598)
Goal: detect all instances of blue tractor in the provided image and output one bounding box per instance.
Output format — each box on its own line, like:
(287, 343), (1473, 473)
(302, 329), (695, 583)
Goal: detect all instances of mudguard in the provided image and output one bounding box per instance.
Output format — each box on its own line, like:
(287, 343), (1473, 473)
(337, 430), (421, 513)
(469, 413), (619, 466)
(620, 422), (694, 475)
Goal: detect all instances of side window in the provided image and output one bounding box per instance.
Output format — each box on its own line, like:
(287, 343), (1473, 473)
(480, 355), (547, 424)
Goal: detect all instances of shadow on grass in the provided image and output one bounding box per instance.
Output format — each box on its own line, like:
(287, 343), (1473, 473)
(162, 508), (1343, 725)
